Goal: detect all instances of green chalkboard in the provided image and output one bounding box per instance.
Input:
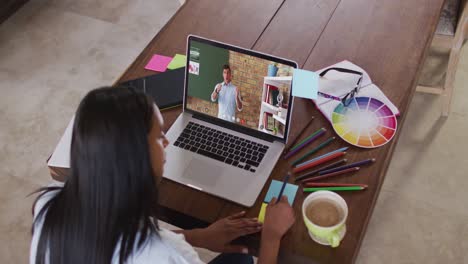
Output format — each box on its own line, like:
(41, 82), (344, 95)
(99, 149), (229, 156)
(187, 41), (229, 102)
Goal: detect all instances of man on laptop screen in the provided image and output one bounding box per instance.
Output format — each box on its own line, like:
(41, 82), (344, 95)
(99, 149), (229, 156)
(186, 40), (294, 138)
(210, 64), (243, 122)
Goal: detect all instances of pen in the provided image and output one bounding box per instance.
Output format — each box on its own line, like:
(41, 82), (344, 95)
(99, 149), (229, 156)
(276, 174), (290, 204)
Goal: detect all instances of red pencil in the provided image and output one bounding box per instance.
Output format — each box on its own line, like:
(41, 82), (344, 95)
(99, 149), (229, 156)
(303, 182), (368, 188)
(301, 167), (360, 182)
(292, 152), (346, 173)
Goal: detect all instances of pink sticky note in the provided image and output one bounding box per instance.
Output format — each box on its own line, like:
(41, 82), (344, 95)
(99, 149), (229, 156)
(144, 54), (173, 72)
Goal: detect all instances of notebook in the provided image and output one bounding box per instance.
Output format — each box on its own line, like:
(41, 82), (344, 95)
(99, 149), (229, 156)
(313, 60), (399, 123)
(119, 67), (185, 110)
(47, 68), (185, 168)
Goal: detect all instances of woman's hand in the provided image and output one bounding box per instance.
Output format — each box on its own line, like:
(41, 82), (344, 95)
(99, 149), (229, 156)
(257, 196), (295, 264)
(202, 211), (261, 253)
(262, 196), (295, 241)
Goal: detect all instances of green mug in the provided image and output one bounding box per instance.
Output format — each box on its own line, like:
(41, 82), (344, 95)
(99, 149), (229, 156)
(302, 191), (348, 247)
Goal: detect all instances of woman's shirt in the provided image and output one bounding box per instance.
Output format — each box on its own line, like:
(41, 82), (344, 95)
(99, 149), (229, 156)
(30, 185), (204, 264)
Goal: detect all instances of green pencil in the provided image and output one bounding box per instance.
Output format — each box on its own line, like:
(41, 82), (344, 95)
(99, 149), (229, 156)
(291, 137), (335, 166)
(290, 128), (324, 152)
(303, 186), (366, 192)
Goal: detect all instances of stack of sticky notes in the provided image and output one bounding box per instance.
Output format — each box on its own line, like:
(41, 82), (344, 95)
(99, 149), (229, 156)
(258, 180), (299, 223)
(145, 53), (187, 72)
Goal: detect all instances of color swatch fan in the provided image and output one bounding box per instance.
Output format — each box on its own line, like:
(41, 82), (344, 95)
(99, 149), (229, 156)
(332, 97), (397, 148)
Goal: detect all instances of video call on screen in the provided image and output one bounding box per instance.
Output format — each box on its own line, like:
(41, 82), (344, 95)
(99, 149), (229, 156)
(186, 40), (294, 139)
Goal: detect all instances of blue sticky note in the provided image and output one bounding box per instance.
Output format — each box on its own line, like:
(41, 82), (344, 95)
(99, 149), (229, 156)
(292, 68), (319, 100)
(264, 180), (299, 205)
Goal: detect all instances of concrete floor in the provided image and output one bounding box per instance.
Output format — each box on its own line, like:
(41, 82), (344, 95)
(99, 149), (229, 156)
(1, 0), (467, 263)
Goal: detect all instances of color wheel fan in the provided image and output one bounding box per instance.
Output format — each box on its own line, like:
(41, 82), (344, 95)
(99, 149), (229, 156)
(332, 97), (397, 148)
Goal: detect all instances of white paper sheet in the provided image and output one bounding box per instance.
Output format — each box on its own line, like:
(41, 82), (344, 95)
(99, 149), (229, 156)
(313, 60), (399, 123)
(47, 116), (74, 168)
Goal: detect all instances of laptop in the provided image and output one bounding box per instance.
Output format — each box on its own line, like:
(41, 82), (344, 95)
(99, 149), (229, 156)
(164, 35), (297, 207)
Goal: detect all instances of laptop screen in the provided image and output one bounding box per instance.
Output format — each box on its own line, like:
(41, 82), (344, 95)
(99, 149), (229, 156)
(185, 36), (296, 141)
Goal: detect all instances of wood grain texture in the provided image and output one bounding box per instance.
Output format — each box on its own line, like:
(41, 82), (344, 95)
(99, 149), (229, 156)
(253, 0), (341, 66)
(295, 0), (445, 262)
(117, 0), (285, 83)
(48, 0), (445, 262)
(184, 0), (445, 263)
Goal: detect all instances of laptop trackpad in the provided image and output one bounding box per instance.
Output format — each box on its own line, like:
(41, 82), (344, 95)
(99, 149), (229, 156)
(183, 158), (220, 188)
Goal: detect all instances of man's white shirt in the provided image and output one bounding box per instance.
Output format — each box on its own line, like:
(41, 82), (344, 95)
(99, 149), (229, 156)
(211, 82), (242, 122)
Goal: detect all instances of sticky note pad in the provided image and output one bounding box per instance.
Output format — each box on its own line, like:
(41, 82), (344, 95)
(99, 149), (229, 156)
(167, 54), (187, 70)
(258, 203), (268, 223)
(264, 180), (299, 205)
(144, 54), (173, 72)
(292, 68), (319, 100)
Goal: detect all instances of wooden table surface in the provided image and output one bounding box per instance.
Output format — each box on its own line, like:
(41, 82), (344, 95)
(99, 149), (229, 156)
(49, 0), (445, 263)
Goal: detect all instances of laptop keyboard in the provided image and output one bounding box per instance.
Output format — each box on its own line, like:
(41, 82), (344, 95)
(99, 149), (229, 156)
(173, 122), (268, 173)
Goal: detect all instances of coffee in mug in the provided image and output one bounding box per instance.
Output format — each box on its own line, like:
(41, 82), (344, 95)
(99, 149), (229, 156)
(305, 198), (344, 227)
(302, 191), (348, 247)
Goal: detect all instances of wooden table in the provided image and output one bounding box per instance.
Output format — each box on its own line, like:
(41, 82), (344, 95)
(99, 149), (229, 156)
(49, 0), (445, 263)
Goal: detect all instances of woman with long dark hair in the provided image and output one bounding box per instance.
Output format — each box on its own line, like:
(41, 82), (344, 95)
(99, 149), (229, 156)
(30, 87), (295, 264)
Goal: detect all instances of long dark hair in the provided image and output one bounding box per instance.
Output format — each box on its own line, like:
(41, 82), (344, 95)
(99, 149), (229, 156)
(33, 86), (160, 264)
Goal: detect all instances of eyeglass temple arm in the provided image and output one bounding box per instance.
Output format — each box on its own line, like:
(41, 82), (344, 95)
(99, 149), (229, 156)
(356, 75), (363, 87)
(319, 67), (363, 77)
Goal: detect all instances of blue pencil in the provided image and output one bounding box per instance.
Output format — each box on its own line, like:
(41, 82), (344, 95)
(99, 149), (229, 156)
(295, 147), (349, 168)
(276, 174), (290, 204)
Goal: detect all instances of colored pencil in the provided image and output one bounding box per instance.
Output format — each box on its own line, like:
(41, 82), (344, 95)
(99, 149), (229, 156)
(303, 186), (366, 192)
(291, 137), (335, 165)
(318, 158), (376, 175)
(276, 174), (290, 204)
(288, 128), (326, 152)
(301, 167), (360, 182)
(292, 152), (346, 173)
(303, 183), (368, 188)
(295, 147), (348, 168)
(284, 128), (326, 159)
(294, 159), (347, 182)
(289, 126), (322, 152)
(283, 117), (315, 154)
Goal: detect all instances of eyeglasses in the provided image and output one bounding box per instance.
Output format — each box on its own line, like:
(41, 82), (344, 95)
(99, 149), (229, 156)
(318, 67), (364, 107)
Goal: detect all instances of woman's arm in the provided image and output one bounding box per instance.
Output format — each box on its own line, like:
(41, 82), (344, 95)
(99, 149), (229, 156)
(258, 234), (281, 264)
(175, 196), (294, 263)
(258, 196), (295, 264)
(173, 228), (205, 248)
(174, 211), (261, 254)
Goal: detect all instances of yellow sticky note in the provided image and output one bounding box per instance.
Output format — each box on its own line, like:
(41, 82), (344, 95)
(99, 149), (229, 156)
(167, 54), (187, 70)
(258, 202), (268, 223)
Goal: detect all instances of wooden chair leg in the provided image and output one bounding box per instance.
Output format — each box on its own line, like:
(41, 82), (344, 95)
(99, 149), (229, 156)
(442, 48), (460, 116)
(442, 6), (468, 116)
